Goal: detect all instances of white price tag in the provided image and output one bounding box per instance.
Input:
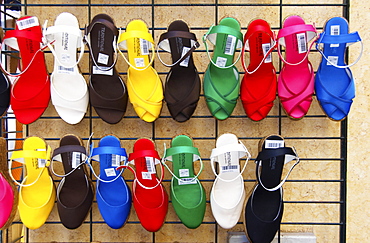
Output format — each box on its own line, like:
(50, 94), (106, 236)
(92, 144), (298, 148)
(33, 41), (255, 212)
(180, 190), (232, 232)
(224, 35), (236, 55)
(57, 66), (74, 75)
(265, 140), (285, 149)
(178, 177), (197, 185)
(220, 164), (239, 173)
(92, 66), (113, 76)
(140, 39), (150, 55)
(72, 152), (81, 169)
(98, 53), (109, 65)
(134, 58), (145, 68)
(215, 56), (227, 67)
(296, 33), (307, 54)
(179, 169), (189, 177)
(38, 159), (46, 168)
(327, 56), (339, 66)
(179, 46), (191, 67)
(262, 43), (272, 63)
(142, 172), (152, 180)
(146, 157), (156, 174)
(105, 168), (116, 177)
(17, 17), (39, 30)
(330, 25), (340, 47)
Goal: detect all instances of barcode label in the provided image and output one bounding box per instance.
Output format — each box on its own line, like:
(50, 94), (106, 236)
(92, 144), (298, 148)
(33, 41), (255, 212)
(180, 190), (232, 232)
(92, 66), (113, 76)
(111, 155), (121, 167)
(134, 58), (145, 68)
(140, 39), (150, 55)
(221, 165), (239, 173)
(38, 159), (46, 168)
(57, 66), (74, 74)
(178, 177), (197, 185)
(327, 56), (339, 66)
(215, 56), (227, 67)
(262, 43), (272, 63)
(297, 33), (307, 54)
(331, 25), (340, 35)
(146, 157), (156, 174)
(179, 46), (191, 67)
(330, 25), (340, 47)
(105, 168), (116, 177)
(179, 169), (189, 177)
(98, 53), (109, 65)
(224, 35), (236, 55)
(142, 172), (152, 180)
(72, 152), (81, 169)
(265, 140), (284, 149)
(17, 17), (39, 30)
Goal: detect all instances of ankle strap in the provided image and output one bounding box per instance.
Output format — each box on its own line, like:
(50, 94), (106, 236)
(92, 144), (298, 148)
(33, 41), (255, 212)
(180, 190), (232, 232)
(203, 24), (243, 69)
(316, 31), (362, 69)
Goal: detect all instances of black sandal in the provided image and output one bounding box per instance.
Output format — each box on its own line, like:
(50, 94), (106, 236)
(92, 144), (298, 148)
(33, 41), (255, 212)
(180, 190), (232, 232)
(157, 20), (200, 122)
(244, 135), (299, 243)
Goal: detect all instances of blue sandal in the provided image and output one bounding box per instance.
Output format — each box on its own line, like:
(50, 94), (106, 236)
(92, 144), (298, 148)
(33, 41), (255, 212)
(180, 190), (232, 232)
(315, 17), (362, 121)
(88, 135), (131, 229)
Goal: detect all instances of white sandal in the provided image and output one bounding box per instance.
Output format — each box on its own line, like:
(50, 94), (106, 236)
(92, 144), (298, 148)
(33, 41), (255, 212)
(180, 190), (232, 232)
(44, 12), (88, 124)
(209, 133), (250, 229)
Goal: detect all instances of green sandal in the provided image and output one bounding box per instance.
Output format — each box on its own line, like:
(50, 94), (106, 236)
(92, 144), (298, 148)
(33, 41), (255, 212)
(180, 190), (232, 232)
(162, 135), (206, 229)
(203, 17), (243, 120)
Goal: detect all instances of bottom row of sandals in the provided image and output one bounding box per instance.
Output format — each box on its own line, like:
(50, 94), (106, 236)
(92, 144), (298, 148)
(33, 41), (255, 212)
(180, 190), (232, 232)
(0, 133), (300, 243)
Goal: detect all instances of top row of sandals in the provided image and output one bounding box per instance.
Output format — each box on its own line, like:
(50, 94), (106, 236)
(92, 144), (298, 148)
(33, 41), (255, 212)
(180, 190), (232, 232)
(0, 13), (362, 124)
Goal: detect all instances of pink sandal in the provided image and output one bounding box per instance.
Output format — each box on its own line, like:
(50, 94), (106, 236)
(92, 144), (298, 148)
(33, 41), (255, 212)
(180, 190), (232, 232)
(277, 16), (317, 119)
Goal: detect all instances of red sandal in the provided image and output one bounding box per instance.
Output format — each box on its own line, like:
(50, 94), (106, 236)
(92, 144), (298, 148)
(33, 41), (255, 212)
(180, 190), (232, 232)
(240, 19), (277, 121)
(119, 138), (168, 232)
(2, 16), (50, 124)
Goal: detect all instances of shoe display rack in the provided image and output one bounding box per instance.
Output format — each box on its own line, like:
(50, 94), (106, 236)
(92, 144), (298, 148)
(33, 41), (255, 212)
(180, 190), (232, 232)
(0, 0), (350, 242)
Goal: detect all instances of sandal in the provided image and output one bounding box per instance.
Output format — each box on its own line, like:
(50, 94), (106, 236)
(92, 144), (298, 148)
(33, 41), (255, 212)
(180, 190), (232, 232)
(3, 16), (50, 124)
(277, 15), (317, 119)
(44, 12), (88, 125)
(118, 19), (163, 122)
(119, 138), (168, 232)
(240, 19), (277, 121)
(0, 137), (18, 230)
(85, 14), (128, 124)
(244, 135), (299, 243)
(203, 17), (243, 120)
(50, 134), (94, 229)
(162, 135), (206, 229)
(9, 136), (55, 230)
(209, 133), (250, 229)
(88, 135), (131, 229)
(315, 17), (362, 121)
(157, 20), (201, 122)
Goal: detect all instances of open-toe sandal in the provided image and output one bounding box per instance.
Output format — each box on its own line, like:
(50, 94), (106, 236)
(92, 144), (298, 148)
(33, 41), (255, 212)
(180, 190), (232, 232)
(157, 20), (201, 122)
(3, 16), (50, 124)
(44, 12), (88, 124)
(118, 19), (163, 122)
(244, 135), (299, 243)
(88, 135), (131, 229)
(315, 17), (362, 121)
(203, 17), (243, 120)
(241, 19), (277, 121)
(50, 134), (94, 229)
(9, 136), (55, 229)
(85, 14), (128, 124)
(162, 135), (206, 229)
(209, 133), (250, 229)
(277, 15), (317, 119)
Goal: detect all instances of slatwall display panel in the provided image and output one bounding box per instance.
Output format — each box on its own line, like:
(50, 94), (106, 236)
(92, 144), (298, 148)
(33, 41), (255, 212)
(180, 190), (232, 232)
(0, 0), (349, 242)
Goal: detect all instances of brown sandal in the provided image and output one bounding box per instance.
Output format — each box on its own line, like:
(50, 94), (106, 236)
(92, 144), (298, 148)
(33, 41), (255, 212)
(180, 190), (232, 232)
(85, 14), (128, 124)
(158, 20), (201, 122)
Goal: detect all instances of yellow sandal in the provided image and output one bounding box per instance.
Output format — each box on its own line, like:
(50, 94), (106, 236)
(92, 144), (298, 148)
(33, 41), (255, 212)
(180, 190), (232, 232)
(118, 19), (163, 122)
(9, 136), (56, 230)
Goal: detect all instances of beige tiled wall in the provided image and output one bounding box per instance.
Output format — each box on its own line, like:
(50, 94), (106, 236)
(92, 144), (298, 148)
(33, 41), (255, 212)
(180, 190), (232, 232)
(2, 0), (367, 242)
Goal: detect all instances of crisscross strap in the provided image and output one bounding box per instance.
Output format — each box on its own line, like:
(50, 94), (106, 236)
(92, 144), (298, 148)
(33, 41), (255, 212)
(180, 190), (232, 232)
(43, 21), (85, 69)
(9, 146), (51, 187)
(241, 25), (277, 74)
(87, 143), (127, 183)
(210, 140), (251, 182)
(255, 146), (299, 191)
(316, 31), (363, 69)
(50, 145), (88, 178)
(277, 23), (318, 66)
(1, 27), (47, 77)
(162, 144), (203, 184)
(118, 148), (164, 190)
(315, 66), (354, 116)
(157, 30), (200, 67)
(203, 66), (239, 117)
(117, 29), (156, 71)
(84, 18), (118, 71)
(203, 24), (243, 69)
